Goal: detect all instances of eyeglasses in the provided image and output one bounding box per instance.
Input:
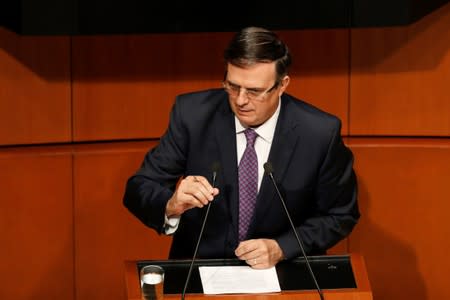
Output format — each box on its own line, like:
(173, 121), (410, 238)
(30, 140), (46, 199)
(222, 80), (279, 101)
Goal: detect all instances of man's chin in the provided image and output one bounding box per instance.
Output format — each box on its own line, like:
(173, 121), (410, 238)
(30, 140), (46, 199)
(237, 117), (263, 128)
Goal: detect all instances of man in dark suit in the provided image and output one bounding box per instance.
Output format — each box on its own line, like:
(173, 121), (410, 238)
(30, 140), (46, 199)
(123, 27), (359, 269)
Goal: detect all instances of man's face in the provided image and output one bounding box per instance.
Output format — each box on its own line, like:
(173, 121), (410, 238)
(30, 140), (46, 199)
(225, 62), (289, 127)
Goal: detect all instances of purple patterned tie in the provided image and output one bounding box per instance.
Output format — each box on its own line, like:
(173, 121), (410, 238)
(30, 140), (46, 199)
(238, 128), (258, 241)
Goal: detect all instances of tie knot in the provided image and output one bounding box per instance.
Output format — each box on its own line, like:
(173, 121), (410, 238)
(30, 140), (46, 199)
(244, 128), (258, 147)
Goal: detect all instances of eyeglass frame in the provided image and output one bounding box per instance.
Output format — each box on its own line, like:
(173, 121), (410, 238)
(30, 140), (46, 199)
(222, 79), (280, 101)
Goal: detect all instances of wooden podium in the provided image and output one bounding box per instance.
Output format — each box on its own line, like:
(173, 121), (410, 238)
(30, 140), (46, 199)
(125, 253), (372, 300)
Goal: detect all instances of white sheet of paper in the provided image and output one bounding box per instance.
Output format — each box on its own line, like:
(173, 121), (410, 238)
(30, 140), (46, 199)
(198, 266), (281, 295)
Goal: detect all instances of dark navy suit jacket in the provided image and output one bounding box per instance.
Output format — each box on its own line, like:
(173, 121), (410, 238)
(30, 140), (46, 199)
(123, 88), (359, 260)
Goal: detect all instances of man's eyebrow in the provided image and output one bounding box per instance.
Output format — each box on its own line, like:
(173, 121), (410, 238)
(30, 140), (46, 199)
(227, 80), (239, 87)
(226, 80), (264, 90)
(247, 87), (264, 91)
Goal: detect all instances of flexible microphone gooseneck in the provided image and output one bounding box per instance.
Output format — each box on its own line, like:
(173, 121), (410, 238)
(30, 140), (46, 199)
(181, 163), (220, 300)
(263, 162), (325, 300)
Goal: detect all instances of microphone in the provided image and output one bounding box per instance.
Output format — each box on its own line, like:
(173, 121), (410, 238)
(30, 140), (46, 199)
(263, 162), (324, 300)
(181, 162), (220, 300)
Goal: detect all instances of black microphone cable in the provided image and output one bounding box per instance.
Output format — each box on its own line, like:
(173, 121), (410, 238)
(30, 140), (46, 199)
(181, 163), (220, 300)
(264, 162), (325, 300)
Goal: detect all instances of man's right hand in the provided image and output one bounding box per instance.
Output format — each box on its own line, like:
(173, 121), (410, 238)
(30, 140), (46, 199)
(165, 175), (219, 217)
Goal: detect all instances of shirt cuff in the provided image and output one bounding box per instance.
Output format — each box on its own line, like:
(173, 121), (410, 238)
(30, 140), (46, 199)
(164, 214), (181, 235)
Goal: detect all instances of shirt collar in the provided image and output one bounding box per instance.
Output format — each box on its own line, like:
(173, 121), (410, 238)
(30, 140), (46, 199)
(235, 98), (281, 144)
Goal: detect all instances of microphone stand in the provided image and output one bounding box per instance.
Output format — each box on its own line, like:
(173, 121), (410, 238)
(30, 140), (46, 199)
(181, 170), (218, 300)
(264, 163), (324, 300)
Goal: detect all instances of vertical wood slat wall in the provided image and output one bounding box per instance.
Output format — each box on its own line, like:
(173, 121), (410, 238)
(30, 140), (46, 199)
(1, 3), (449, 300)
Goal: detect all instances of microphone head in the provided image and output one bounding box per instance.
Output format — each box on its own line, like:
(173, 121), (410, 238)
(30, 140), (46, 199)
(263, 162), (274, 174)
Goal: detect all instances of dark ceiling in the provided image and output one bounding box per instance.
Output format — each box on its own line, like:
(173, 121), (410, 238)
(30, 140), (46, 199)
(1, 0), (449, 35)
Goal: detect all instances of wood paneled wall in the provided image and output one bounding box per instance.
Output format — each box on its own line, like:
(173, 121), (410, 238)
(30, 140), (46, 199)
(1, 2), (449, 300)
(0, 30), (71, 145)
(350, 6), (450, 136)
(0, 148), (74, 300)
(349, 139), (450, 300)
(73, 142), (172, 299)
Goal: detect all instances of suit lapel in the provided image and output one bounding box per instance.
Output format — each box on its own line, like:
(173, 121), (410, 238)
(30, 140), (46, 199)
(266, 97), (300, 182)
(212, 100), (239, 239)
(250, 96), (300, 235)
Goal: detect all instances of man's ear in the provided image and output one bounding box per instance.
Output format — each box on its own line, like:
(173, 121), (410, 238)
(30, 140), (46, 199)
(279, 75), (290, 96)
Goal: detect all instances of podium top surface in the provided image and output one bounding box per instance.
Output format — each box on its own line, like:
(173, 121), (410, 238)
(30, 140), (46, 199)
(136, 255), (356, 295)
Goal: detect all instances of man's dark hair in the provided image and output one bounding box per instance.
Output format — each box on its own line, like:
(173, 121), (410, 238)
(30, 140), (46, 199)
(224, 27), (292, 82)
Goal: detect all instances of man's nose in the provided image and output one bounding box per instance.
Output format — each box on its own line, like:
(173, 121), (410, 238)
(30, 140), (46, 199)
(235, 89), (249, 106)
